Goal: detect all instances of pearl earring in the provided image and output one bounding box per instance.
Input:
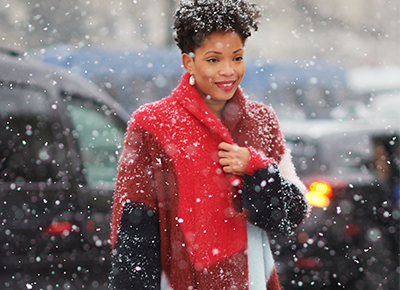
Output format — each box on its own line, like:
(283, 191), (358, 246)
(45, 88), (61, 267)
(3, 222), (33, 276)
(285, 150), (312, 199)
(189, 75), (195, 86)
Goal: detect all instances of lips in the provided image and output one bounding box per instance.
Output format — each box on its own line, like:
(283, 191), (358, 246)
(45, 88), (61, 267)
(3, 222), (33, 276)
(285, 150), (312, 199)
(215, 80), (236, 91)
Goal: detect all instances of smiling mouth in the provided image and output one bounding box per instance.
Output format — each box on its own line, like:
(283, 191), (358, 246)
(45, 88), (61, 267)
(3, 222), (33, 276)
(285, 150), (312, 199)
(216, 81), (236, 91)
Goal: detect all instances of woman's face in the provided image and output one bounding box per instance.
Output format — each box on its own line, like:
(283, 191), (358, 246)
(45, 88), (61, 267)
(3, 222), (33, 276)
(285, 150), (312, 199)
(184, 31), (245, 104)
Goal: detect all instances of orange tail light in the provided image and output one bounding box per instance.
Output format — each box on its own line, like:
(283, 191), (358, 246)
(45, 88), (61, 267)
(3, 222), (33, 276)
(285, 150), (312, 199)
(306, 181), (333, 208)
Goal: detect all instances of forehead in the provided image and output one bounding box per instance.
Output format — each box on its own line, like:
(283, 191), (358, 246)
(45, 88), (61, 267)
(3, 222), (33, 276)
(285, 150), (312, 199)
(197, 31), (244, 51)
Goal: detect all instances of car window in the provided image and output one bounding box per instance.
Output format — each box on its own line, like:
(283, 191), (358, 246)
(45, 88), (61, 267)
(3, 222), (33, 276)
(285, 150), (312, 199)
(286, 131), (376, 181)
(285, 136), (319, 177)
(65, 97), (125, 188)
(327, 133), (375, 177)
(259, 85), (337, 121)
(0, 83), (68, 183)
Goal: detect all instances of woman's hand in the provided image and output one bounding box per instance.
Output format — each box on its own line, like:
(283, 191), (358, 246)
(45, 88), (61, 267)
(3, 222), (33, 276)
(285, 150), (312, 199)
(218, 142), (250, 176)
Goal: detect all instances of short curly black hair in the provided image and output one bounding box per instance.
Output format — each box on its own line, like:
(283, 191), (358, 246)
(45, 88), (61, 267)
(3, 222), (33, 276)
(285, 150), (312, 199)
(173, 0), (262, 54)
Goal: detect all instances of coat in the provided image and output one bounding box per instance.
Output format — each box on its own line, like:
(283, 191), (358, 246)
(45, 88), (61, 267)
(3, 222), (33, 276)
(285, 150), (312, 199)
(109, 72), (308, 290)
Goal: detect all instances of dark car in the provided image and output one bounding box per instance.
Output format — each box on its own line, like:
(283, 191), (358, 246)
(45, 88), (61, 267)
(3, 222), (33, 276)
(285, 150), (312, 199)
(0, 48), (129, 289)
(275, 119), (399, 290)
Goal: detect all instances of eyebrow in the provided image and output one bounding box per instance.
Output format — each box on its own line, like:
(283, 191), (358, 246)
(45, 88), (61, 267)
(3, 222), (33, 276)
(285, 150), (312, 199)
(204, 48), (243, 56)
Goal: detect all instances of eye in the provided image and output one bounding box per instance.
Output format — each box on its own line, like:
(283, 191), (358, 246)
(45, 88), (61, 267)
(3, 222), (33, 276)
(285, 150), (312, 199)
(234, 56), (243, 61)
(207, 58), (218, 63)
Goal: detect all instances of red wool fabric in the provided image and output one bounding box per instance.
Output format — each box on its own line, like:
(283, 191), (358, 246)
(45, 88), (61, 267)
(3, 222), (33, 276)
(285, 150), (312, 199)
(111, 72), (285, 289)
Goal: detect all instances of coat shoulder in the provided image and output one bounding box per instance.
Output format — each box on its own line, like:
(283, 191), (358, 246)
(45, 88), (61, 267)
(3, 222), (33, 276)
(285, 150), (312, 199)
(244, 99), (280, 125)
(128, 95), (178, 131)
(241, 98), (286, 162)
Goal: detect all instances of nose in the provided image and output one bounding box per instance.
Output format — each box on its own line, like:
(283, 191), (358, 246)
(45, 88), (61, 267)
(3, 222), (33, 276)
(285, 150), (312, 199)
(219, 61), (234, 76)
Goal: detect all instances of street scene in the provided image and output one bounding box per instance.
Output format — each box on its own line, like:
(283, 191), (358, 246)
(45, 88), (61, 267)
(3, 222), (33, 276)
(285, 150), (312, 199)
(0, 0), (399, 289)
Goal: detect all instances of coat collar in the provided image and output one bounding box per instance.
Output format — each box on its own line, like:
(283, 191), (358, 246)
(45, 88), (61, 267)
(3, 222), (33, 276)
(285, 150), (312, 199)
(172, 72), (246, 144)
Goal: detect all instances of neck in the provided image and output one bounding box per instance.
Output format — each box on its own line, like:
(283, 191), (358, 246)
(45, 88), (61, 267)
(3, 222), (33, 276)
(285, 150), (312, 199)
(203, 97), (226, 120)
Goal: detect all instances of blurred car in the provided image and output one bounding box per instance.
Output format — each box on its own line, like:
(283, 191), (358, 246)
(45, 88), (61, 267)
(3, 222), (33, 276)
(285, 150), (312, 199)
(368, 92), (400, 130)
(275, 119), (399, 290)
(0, 47), (129, 289)
(346, 66), (400, 99)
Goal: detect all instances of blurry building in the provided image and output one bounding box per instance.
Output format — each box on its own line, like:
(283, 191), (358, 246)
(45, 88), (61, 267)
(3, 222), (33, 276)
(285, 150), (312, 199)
(0, 0), (398, 67)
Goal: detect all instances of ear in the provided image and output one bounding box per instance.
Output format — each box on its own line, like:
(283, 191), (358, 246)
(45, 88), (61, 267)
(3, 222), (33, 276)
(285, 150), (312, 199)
(182, 53), (194, 74)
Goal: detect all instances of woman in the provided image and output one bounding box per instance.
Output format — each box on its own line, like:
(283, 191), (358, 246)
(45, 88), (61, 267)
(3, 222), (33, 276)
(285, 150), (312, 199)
(110, 0), (308, 289)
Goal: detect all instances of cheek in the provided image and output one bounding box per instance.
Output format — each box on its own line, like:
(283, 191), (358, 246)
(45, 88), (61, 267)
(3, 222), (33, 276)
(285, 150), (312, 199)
(204, 68), (213, 77)
(237, 70), (245, 83)
(239, 65), (245, 77)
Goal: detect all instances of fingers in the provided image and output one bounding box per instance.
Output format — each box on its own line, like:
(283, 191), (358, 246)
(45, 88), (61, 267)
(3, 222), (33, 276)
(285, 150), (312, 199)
(217, 142), (233, 160)
(222, 165), (233, 174)
(218, 142), (239, 152)
(221, 163), (244, 176)
(217, 150), (230, 159)
(217, 142), (250, 177)
(218, 157), (230, 166)
(218, 142), (231, 151)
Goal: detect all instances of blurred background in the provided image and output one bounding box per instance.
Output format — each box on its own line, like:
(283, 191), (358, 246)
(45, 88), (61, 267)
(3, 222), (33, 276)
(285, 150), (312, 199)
(1, 0), (399, 67)
(0, 0), (399, 289)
